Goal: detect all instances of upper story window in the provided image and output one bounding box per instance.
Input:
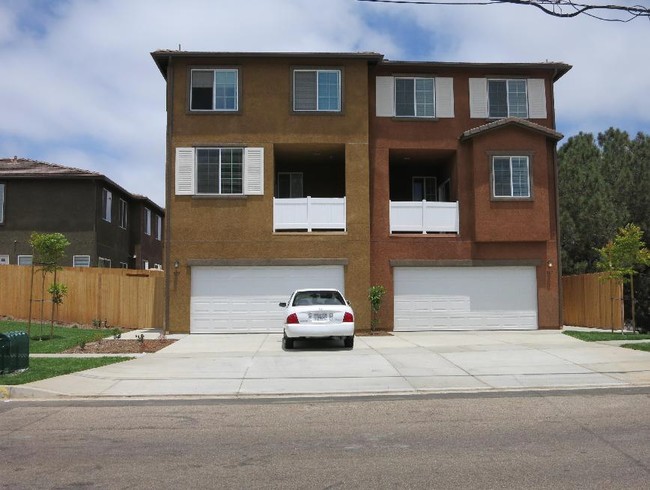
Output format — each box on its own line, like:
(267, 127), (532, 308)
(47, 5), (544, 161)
(119, 198), (128, 229)
(73, 255), (91, 267)
(470, 78), (546, 119)
(0, 183), (5, 224)
(197, 148), (243, 195)
(190, 68), (239, 111)
(175, 147), (264, 197)
(488, 79), (528, 118)
(144, 207), (152, 235)
(293, 69), (341, 112)
(102, 188), (112, 222)
(395, 77), (435, 118)
(18, 255), (33, 266)
(492, 156), (531, 198)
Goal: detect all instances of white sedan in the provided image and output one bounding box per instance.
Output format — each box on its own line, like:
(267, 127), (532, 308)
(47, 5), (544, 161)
(279, 289), (355, 349)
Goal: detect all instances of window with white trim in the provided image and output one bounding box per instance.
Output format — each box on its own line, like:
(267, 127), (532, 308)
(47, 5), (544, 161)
(190, 69), (238, 111)
(102, 188), (112, 222)
(18, 255), (33, 266)
(175, 147), (264, 196)
(0, 255), (10, 265)
(492, 156), (531, 198)
(293, 69), (341, 112)
(120, 262), (128, 269)
(73, 255), (91, 267)
(0, 183), (5, 224)
(144, 208), (152, 236)
(395, 77), (435, 117)
(143, 259), (149, 270)
(119, 199), (128, 229)
(98, 257), (111, 268)
(488, 79), (528, 118)
(155, 214), (162, 241)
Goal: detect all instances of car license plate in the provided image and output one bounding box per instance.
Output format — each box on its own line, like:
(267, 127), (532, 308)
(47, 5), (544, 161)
(313, 313), (329, 321)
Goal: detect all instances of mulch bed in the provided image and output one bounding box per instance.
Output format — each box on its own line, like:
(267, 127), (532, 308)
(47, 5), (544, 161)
(63, 339), (177, 354)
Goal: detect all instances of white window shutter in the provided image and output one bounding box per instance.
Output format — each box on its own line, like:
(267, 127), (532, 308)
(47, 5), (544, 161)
(527, 79), (547, 119)
(469, 78), (488, 118)
(244, 147), (264, 195)
(435, 77), (454, 118)
(375, 76), (395, 117)
(175, 147), (195, 195)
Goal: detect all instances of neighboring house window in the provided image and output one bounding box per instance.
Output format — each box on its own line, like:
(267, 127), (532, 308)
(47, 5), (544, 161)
(0, 183), (5, 224)
(155, 215), (162, 241)
(17, 255), (33, 266)
(144, 208), (152, 235)
(492, 156), (531, 198)
(102, 188), (112, 222)
(277, 172), (303, 198)
(73, 255), (91, 267)
(119, 199), (128, 229)
(98, 257), (111, 268)
(488, 79), (528, 118)
(0, 255), (9, 265)
(395, 77), (435, 118)
(190, 69), (238, 111)
(412, 177), (437, 201)
(120, 262), (128, 269)
(293, 69), (341, 112)
(143, 259), (149, 270)
(196, 148), (244, 195)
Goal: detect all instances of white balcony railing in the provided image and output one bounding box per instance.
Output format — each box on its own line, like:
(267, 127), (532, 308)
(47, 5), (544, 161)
(390, 200), (459, 234)
(274, 197), (346, 232)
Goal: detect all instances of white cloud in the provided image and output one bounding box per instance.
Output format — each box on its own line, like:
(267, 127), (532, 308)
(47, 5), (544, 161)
(1, 0), (648, 206)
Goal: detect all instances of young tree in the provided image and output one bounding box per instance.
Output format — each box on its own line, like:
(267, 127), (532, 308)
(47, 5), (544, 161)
(29, 232), (70, 339)
(368, 285), (387, 333)
(596, 224), (650, 332)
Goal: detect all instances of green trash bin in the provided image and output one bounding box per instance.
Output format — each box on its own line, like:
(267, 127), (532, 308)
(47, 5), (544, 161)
(0, 331), (29, 374)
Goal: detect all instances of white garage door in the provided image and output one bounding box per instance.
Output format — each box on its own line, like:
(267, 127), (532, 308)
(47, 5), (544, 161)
(190, 265), (345, 333)
(394, 266), (538, 331)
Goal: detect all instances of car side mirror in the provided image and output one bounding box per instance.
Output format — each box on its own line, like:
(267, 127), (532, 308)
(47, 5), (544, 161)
(279, 302), (287, 308)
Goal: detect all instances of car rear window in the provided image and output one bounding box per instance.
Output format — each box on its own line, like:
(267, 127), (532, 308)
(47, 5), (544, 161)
(292, 291), (345, 306)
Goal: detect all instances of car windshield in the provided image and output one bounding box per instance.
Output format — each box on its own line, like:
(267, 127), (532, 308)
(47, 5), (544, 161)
(292, 290), (346, 306)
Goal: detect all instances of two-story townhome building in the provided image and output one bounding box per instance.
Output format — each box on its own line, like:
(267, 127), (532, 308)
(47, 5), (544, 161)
(0, 157), (164, 269)
(152, 50), (570, 334)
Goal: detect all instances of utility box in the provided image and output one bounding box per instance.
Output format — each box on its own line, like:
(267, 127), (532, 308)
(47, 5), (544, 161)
(0, 331), (30, 374)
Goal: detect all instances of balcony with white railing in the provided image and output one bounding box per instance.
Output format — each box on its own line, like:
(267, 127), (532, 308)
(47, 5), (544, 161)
(274, 196), (346, 232)
(389, 200), (459, 234)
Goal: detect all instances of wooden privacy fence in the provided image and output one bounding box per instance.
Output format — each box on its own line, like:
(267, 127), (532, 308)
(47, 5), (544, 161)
(562, 273), (623, 329)
(0, 265), (164, 329)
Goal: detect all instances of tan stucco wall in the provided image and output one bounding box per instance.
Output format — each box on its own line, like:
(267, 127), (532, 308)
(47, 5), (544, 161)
(166, 56), (372, 332)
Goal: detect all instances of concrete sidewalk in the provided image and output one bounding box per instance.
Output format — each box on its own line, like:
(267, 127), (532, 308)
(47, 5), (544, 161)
(4, 330), (650, 399)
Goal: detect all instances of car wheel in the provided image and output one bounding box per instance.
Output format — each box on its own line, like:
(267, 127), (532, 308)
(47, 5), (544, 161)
(344, 336), (354, 349)
(283, 336), (294, 350)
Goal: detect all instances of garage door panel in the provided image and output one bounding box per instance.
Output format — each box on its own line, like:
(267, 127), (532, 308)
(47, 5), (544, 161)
(394, 267), (537, 331)
(190, 266), (344, 333)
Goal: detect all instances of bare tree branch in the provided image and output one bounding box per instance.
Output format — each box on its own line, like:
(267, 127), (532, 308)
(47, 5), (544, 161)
(357, 0), (650, 22)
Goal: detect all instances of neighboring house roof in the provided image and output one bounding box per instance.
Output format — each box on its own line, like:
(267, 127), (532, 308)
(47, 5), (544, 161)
(0, 157), (164, 213)
(460, 118), (564, 142)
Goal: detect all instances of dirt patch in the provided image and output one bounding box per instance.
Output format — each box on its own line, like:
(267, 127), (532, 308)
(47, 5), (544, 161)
(63, 339), (176, 354)
(356, 331), (393, 336)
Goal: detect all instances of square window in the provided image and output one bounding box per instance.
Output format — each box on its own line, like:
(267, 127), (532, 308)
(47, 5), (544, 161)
(395, 77), (434, 117)
(196, 148), (244, 195)
(18, 255), (33, 266)
(293, 69), (341, 112)
(73, 255), (91, 267)
(488, 79), (528, 118)
(492, 156), (531, 198)
(98, 257), (111, 268)
(190, 69), (238, 111)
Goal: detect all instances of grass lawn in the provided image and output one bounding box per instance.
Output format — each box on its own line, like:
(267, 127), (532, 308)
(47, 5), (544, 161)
(0, 319), (114, 353)
(0, 357), (131, 385)
(563, 330), (650, 342)
(622, 343), (650, 352)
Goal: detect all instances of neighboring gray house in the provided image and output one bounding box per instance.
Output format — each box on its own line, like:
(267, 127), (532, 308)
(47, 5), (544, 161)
(0, 157), (164, 269)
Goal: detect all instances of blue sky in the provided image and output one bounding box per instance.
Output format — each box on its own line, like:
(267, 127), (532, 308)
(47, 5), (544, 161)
(1, 0), (648, 207)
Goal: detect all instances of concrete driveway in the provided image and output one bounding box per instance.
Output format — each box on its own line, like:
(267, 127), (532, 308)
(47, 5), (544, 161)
(6, 330), (650, 399)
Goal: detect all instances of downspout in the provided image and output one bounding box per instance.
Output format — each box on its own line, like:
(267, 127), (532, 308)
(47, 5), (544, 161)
(163, 55), (174, 334)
